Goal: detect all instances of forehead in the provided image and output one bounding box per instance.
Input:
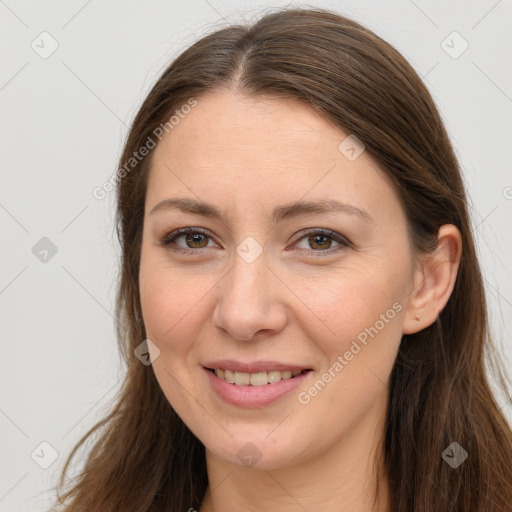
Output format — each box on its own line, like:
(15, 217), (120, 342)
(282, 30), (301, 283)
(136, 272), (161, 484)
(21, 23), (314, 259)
(146, 90), (401, 223)
(157, 90), (344, 162)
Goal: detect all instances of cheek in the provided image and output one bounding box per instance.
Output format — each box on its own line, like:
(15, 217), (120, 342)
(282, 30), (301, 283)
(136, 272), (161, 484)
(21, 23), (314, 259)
(300, 268), (402, 346)
(139, 253), (211, 429)
(295, 275), (404, 437)
(296, 263), (407, 408)
(139, 247), (212, 346)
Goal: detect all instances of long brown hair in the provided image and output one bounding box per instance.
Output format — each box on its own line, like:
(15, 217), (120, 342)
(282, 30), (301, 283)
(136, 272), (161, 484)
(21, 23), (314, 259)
(52, 7), (512, 511)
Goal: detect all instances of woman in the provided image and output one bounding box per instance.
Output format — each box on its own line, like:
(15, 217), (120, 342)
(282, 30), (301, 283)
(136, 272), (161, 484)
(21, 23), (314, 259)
(53, 7), (512, 511)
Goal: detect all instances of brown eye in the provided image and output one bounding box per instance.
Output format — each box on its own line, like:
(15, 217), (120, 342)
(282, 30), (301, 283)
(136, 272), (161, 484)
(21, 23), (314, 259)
(292, 228), (351, 256)
(183, 232), (209, 248)
(159, 227), (217, 253)
(307, 234), (334, 250)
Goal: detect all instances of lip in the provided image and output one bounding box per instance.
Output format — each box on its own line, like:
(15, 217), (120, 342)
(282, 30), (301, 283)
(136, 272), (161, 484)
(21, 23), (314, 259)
(203, 366), (313, 408)
(203, 359), (311, 373)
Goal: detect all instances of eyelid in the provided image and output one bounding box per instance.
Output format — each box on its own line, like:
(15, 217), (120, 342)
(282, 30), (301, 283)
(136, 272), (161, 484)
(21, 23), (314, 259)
(290, 227), (350, 246)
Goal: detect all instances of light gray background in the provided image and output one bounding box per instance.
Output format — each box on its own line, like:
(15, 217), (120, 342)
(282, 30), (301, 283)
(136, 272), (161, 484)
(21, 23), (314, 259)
(1, 0), (511, 510)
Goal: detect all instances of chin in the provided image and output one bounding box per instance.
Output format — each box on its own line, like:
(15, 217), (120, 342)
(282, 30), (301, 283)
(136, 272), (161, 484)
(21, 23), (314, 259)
(203, 427), (312, 471)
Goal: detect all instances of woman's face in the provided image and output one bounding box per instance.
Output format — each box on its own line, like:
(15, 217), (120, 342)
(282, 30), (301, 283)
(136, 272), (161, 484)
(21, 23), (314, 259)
(139, 90), (417, 469)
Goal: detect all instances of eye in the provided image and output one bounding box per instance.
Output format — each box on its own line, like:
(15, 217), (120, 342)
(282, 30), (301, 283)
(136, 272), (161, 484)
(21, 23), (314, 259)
(158, 227), (218, 254)
(290, 228), (351, 256)
(158, 227), (351, 256)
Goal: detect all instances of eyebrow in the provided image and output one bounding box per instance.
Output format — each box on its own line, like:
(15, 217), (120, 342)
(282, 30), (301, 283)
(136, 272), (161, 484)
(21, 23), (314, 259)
(149, 197), (374, 224)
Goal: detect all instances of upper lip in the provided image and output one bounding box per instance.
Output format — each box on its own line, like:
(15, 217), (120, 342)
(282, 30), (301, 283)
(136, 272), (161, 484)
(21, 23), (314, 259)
(203, 360), (312, 373)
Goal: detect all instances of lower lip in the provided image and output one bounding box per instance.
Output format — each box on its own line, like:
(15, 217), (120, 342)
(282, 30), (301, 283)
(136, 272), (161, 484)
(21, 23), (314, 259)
(204, 367), (311, 407)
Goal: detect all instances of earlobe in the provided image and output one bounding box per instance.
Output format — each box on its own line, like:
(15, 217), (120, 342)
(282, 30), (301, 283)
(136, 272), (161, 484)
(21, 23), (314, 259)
(402, 224), (462, 335)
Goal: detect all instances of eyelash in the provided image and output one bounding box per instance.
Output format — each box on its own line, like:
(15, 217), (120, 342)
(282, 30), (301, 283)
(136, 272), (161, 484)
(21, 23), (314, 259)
(158, 227), (351, 257)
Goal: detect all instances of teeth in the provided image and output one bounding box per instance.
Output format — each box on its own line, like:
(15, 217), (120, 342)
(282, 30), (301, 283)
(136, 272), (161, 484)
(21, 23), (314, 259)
(250, 372), (268, 386)
(234, 372), (250, 386)
(267, 370), (282, 383)
(213, 368), (305, 385)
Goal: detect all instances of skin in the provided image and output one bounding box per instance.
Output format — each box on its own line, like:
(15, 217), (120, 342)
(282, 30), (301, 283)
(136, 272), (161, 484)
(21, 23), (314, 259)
(139, 89), (462, 512)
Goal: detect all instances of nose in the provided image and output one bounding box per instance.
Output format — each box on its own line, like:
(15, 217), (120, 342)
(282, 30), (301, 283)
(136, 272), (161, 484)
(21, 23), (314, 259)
(211, 253), (288, 342)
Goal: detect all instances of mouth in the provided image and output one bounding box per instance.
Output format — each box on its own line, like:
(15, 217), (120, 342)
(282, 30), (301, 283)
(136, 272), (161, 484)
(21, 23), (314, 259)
(202, 363), (314, 407)
(205, 367), (312, 386)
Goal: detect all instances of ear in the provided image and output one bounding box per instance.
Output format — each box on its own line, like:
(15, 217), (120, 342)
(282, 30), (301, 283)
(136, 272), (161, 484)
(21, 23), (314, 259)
(402, 224), (462, 334)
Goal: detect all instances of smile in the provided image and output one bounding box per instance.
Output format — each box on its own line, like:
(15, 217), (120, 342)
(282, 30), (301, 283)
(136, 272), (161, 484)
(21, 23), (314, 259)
(209, 368), (309, 386)
(203, 365), (313, 407)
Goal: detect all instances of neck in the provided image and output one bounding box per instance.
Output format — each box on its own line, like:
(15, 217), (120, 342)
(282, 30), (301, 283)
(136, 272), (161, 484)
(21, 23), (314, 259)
(200, 393), (391, 512)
